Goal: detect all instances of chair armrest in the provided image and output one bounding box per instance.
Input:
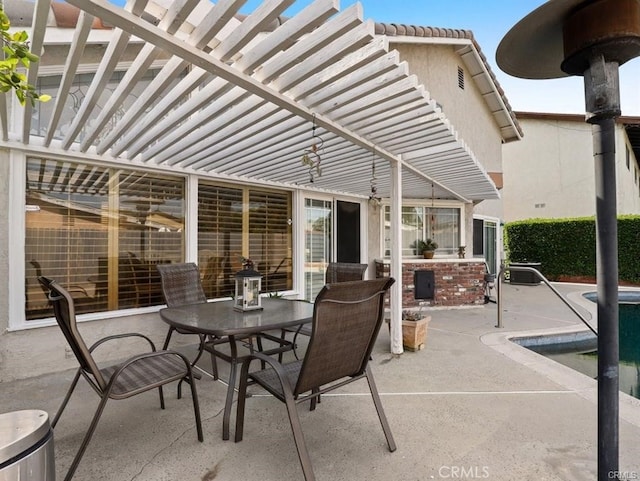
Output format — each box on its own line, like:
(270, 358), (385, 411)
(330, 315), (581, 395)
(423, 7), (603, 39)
(241, 351), (293, 395)
(241, 351), (291, 385)
(88, 333), (157, 353)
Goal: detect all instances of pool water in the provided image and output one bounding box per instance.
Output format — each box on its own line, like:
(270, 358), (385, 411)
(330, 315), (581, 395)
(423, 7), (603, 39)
(526, 300), (640, 400)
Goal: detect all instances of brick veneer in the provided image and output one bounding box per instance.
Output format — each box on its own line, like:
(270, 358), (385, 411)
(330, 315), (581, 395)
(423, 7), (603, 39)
(375, 259), (486, 308)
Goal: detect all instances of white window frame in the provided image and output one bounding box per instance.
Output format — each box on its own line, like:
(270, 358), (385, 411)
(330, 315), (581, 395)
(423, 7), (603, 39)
(379, 199), (466, 259)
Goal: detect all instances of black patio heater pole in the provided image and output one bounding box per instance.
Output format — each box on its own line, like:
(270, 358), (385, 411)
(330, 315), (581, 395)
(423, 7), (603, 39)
(497, 1), (640, 479)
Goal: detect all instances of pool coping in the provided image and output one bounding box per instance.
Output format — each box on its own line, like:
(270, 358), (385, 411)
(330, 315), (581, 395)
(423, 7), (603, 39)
(481, 286), (640, 428)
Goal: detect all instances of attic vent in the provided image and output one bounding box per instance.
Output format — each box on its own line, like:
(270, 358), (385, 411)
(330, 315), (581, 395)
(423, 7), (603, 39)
(457, 66), (464, 90)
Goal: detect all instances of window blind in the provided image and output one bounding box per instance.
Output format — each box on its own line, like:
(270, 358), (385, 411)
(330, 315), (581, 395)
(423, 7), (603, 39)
(25, 158), (185, 319)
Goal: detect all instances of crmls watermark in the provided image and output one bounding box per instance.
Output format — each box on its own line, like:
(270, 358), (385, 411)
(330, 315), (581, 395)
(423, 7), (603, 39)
(609, 471), (639, 480)
(437, 466), (490, 479)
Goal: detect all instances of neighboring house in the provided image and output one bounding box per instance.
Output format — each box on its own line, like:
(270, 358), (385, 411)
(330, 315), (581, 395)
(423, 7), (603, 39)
(0, 0), (520, 380)
(502, 111), (640, 221)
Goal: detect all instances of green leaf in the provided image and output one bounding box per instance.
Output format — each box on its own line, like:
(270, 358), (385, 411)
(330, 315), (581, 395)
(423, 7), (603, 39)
(0, 9), (47, 105)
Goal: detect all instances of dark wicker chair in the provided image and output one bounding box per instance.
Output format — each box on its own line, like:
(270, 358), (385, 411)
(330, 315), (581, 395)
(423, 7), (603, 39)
(38, 276), (203, 481)
(325, 261), (368, 283)
(285, 262), (369, 358)
(156, 262), (225, 380)
(235, 278), (396, 481)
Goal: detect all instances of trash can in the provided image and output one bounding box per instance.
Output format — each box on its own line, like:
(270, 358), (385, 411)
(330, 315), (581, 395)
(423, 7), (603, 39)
(0, 410), (55, 480)
(509, 262), (541, 285)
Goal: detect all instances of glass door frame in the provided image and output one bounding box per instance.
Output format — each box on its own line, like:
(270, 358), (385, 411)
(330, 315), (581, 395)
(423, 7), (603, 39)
(296, 192), (368, 300)
(473, 215), (502, 274)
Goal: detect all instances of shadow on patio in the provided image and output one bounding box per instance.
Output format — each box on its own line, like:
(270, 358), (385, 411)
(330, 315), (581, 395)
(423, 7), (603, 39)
(3, 283), (640, 480)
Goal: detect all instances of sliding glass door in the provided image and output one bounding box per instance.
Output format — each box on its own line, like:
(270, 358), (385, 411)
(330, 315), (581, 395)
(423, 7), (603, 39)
(303, 198), (331, 300)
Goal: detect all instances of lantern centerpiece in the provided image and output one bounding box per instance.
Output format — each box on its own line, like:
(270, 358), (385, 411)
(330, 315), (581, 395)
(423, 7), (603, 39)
(234, 258), (262, 312)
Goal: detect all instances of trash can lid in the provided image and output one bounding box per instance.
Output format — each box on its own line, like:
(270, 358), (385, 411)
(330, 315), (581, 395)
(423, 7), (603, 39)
(0, 410), (50, 464)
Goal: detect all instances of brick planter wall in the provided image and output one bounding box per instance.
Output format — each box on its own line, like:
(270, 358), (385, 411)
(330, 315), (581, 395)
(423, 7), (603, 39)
(375, 259), (485, 308)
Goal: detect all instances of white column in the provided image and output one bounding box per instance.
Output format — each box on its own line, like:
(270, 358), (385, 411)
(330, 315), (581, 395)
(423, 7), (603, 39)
(185, 175), (198, 263)
(390, 159), (403, 355)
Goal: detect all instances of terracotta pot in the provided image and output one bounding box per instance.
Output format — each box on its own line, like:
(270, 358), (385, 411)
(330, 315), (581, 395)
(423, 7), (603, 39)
(423, 250), (435, 259)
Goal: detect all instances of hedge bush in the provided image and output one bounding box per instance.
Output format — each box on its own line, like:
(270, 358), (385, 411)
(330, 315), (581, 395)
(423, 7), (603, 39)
(504, 215), (640, 284)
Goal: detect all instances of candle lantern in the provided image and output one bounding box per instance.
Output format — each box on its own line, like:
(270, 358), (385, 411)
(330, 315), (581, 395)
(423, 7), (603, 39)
(234, 264), (262, 312)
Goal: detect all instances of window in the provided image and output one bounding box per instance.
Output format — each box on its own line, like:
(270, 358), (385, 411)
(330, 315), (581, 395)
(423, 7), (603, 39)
(198, 182), (292, 297)
(383, 205), (460, 257)
(25, 158), (185, 320)
(32, 69), (188, 145)
(248, 189), (292, 293)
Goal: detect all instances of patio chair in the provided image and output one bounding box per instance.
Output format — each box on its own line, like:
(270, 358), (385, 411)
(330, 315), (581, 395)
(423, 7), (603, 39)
(235, 278), (396, 481)
(325, 261), (368, 283)
(38, 276), (203, 481)
(285, 261), (369, 359)
(156, 262), (225, 381)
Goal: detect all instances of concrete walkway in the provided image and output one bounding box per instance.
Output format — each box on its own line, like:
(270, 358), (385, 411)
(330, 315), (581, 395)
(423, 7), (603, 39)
(3, 282), (640, 480)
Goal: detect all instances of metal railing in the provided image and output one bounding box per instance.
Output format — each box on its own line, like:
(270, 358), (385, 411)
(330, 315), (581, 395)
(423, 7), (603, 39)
(495, 263), (598, 336)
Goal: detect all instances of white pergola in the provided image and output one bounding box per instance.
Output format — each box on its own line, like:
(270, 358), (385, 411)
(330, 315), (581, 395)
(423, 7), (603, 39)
(3, 0), (509, 353)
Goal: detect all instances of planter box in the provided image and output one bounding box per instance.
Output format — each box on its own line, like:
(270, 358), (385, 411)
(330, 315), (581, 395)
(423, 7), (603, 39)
(402, 316), (430, 351)
(387, 315), (431, 351)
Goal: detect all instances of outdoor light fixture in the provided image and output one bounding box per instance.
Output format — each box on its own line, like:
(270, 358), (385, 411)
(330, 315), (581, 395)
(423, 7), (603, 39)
(497, 1), (640, 479)
(234, 260), (262, 312)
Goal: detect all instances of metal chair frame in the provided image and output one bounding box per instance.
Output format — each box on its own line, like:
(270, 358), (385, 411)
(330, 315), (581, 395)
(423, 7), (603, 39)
(38, 276), (203, 481)
(235, 278), (396, 481)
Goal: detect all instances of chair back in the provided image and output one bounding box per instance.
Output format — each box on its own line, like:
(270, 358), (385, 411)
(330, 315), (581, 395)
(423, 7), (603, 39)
(37, 276), (108, 390)
(157, 263), (207, 307)
(325, 262), (368, 283)
(295, 277), (394, 395)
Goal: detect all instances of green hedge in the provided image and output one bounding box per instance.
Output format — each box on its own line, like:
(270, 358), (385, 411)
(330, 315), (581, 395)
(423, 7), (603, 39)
(504, 215), (640, 284)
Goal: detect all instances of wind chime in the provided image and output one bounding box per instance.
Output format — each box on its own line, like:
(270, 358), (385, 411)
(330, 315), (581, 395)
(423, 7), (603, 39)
(300, 114), (324, 183)
(368, 149), (381, 207)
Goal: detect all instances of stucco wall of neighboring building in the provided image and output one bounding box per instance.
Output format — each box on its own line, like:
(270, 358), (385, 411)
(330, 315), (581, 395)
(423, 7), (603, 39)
(502, 116), (640, 221)
(617, 132), (640, 213)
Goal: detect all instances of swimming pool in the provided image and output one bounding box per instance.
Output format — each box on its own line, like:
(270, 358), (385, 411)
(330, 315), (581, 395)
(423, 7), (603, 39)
(516, 290), (640, 400)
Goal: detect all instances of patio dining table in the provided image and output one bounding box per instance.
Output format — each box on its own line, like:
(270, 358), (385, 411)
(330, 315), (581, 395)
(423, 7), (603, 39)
(159, 298), (314, 440)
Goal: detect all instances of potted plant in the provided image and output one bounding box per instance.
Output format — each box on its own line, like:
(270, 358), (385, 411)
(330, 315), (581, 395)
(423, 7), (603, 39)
(401, 309), (430, 351)
(413, 238), (438, 259)
(386, 309), (431, 351)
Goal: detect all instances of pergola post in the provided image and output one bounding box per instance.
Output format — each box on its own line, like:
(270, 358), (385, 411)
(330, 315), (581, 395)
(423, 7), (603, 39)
(389, 159), (403, 355)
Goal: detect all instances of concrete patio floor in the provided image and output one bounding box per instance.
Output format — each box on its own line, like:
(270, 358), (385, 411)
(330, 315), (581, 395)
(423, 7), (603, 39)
(3, 282), (640, 480)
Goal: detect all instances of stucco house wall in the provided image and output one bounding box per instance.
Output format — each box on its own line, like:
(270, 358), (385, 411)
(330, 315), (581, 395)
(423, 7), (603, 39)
(391, 42), (507, 252)
(502, 114), (640, 221)
(392, 43), (503, 176)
